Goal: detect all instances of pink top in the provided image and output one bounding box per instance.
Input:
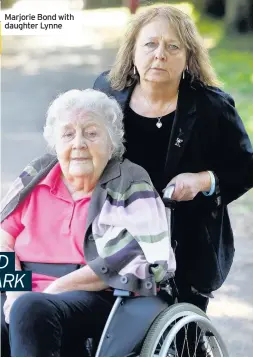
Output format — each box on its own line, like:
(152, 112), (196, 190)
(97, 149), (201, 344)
(1, 163), (91, 292)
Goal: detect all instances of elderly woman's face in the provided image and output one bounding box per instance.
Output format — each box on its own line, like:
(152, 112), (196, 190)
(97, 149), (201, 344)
(54, 113), (112, 182)
(134, 18), (187, 84)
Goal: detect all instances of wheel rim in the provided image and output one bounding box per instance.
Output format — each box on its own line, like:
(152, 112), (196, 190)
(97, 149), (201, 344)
(149, 310), (209, 357)
(158, 315), (227, 357)
(156, 323), (218, 356)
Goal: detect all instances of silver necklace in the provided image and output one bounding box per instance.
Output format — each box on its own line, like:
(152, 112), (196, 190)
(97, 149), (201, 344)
(142, 94), (173, 129)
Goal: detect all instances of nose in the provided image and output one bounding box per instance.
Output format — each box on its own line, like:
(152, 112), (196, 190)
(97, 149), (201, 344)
(154, 43), (166, 61)
(73, 132), (87, 149)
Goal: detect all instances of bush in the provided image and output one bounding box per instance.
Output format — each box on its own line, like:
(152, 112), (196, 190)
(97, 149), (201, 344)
(85, 0), (122, 9)
(1, 0), (17, 8)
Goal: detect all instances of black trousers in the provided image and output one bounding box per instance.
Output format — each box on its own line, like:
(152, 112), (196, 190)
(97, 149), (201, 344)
(1, 290), (115, 357)
(175, 274), (209, 312)
(1, 283), (208, 357)
(173, 273), (210, 356)
(1, 290), (171, 357)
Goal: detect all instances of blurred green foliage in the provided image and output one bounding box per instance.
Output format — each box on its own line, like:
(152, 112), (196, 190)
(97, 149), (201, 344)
(2, 0), (252, 141)
(195, 15), (253, 140)
(1, 0), (16, 8)
(85, 0), (122, 8)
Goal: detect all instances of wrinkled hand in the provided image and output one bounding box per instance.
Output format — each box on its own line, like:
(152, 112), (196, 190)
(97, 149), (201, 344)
(3, 291), (28, 324)
(43, 282), (61, 294)
(166, 172), (210, 201)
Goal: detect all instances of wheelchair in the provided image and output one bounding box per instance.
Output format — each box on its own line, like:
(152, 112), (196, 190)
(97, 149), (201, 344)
(94, 186), (229, 357)
(94, 289), (229, 357)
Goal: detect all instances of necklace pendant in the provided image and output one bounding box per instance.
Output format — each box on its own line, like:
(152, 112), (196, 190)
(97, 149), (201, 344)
(156, 121), (162, 129)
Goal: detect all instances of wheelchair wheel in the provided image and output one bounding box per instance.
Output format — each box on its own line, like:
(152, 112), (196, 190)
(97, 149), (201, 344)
(140, 303), (229, 357)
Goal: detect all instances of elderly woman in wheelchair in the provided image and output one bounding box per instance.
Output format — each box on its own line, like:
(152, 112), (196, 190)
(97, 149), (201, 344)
(1, 88), (177, 357)
(1, 89), (228, 357)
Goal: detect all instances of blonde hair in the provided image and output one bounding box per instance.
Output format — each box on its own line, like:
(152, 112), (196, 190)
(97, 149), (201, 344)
(108, 5), (221, 90)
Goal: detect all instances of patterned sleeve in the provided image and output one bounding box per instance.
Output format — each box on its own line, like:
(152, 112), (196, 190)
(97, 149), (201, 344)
(93, 181), (176, 283)
(1, 196), (28, 238)
(1, 161), (38, 216)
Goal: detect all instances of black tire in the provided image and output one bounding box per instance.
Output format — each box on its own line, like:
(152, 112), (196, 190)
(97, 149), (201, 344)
(140, 303), (228, 357)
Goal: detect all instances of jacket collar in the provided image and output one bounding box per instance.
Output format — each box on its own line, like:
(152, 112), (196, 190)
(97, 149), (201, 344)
(99, 158), (121, 184)
(85, 158), (122, 236)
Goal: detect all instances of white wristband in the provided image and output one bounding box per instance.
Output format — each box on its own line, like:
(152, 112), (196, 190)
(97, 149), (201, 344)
(202, 171), (216, 196)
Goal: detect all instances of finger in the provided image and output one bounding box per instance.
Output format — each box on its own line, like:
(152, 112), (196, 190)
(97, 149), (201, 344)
(3, 303), (9, 315)
(173, 182), (185, 201)
(5, 314), (10, 324)
(163, 180), (175, 193)
(4, 307), (10, 324)
(172, 182), (182, 200)
(163, 185), (176, 200)
(171, 183), (178, 200)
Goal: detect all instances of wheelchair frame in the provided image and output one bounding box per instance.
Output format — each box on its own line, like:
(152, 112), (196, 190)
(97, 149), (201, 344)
(95, 291), (229, 357)
(95, 185), (228, 357)
(95, 186), (228, 357)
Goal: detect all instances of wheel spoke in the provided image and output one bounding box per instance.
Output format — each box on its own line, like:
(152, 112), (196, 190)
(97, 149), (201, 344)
(173, 336), (179, 357)
(206, 336), (214, 357)
(178, 323), (188, 357)
(140, 306), (228, 357)
(185, 324), (191, 357)
(193, 324), (203, 357)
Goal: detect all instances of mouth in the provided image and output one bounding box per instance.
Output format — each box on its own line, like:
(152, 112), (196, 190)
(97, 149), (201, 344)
(71, 158), (90, 161)
(151, 68), (166, 72)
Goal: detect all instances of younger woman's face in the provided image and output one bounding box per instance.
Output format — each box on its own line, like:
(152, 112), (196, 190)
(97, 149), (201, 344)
(134, 18), (187, 85)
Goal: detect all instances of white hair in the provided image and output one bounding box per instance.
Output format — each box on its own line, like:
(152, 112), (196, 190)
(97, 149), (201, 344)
(43, 89), (125, 159)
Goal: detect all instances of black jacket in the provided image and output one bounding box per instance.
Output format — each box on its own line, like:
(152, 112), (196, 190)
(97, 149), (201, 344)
(93, 71), (253, 293)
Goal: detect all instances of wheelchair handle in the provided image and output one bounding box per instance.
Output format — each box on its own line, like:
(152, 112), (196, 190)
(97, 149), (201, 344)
(163, 184), (175, 200)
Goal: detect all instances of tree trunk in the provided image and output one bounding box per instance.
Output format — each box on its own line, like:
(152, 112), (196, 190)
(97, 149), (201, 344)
(225, 0), (252, 34)
(204, 0), (225, 18)
(249, 0), (253, 30)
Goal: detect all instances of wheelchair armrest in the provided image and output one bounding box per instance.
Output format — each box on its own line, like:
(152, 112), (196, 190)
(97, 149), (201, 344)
(113, 289), (132, 297)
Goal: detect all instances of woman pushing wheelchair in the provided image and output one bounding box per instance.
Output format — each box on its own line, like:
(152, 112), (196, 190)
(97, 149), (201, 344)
(0, 89), (175, 357)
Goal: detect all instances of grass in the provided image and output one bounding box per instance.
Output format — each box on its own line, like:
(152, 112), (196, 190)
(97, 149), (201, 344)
(196, 15), (253, 140)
